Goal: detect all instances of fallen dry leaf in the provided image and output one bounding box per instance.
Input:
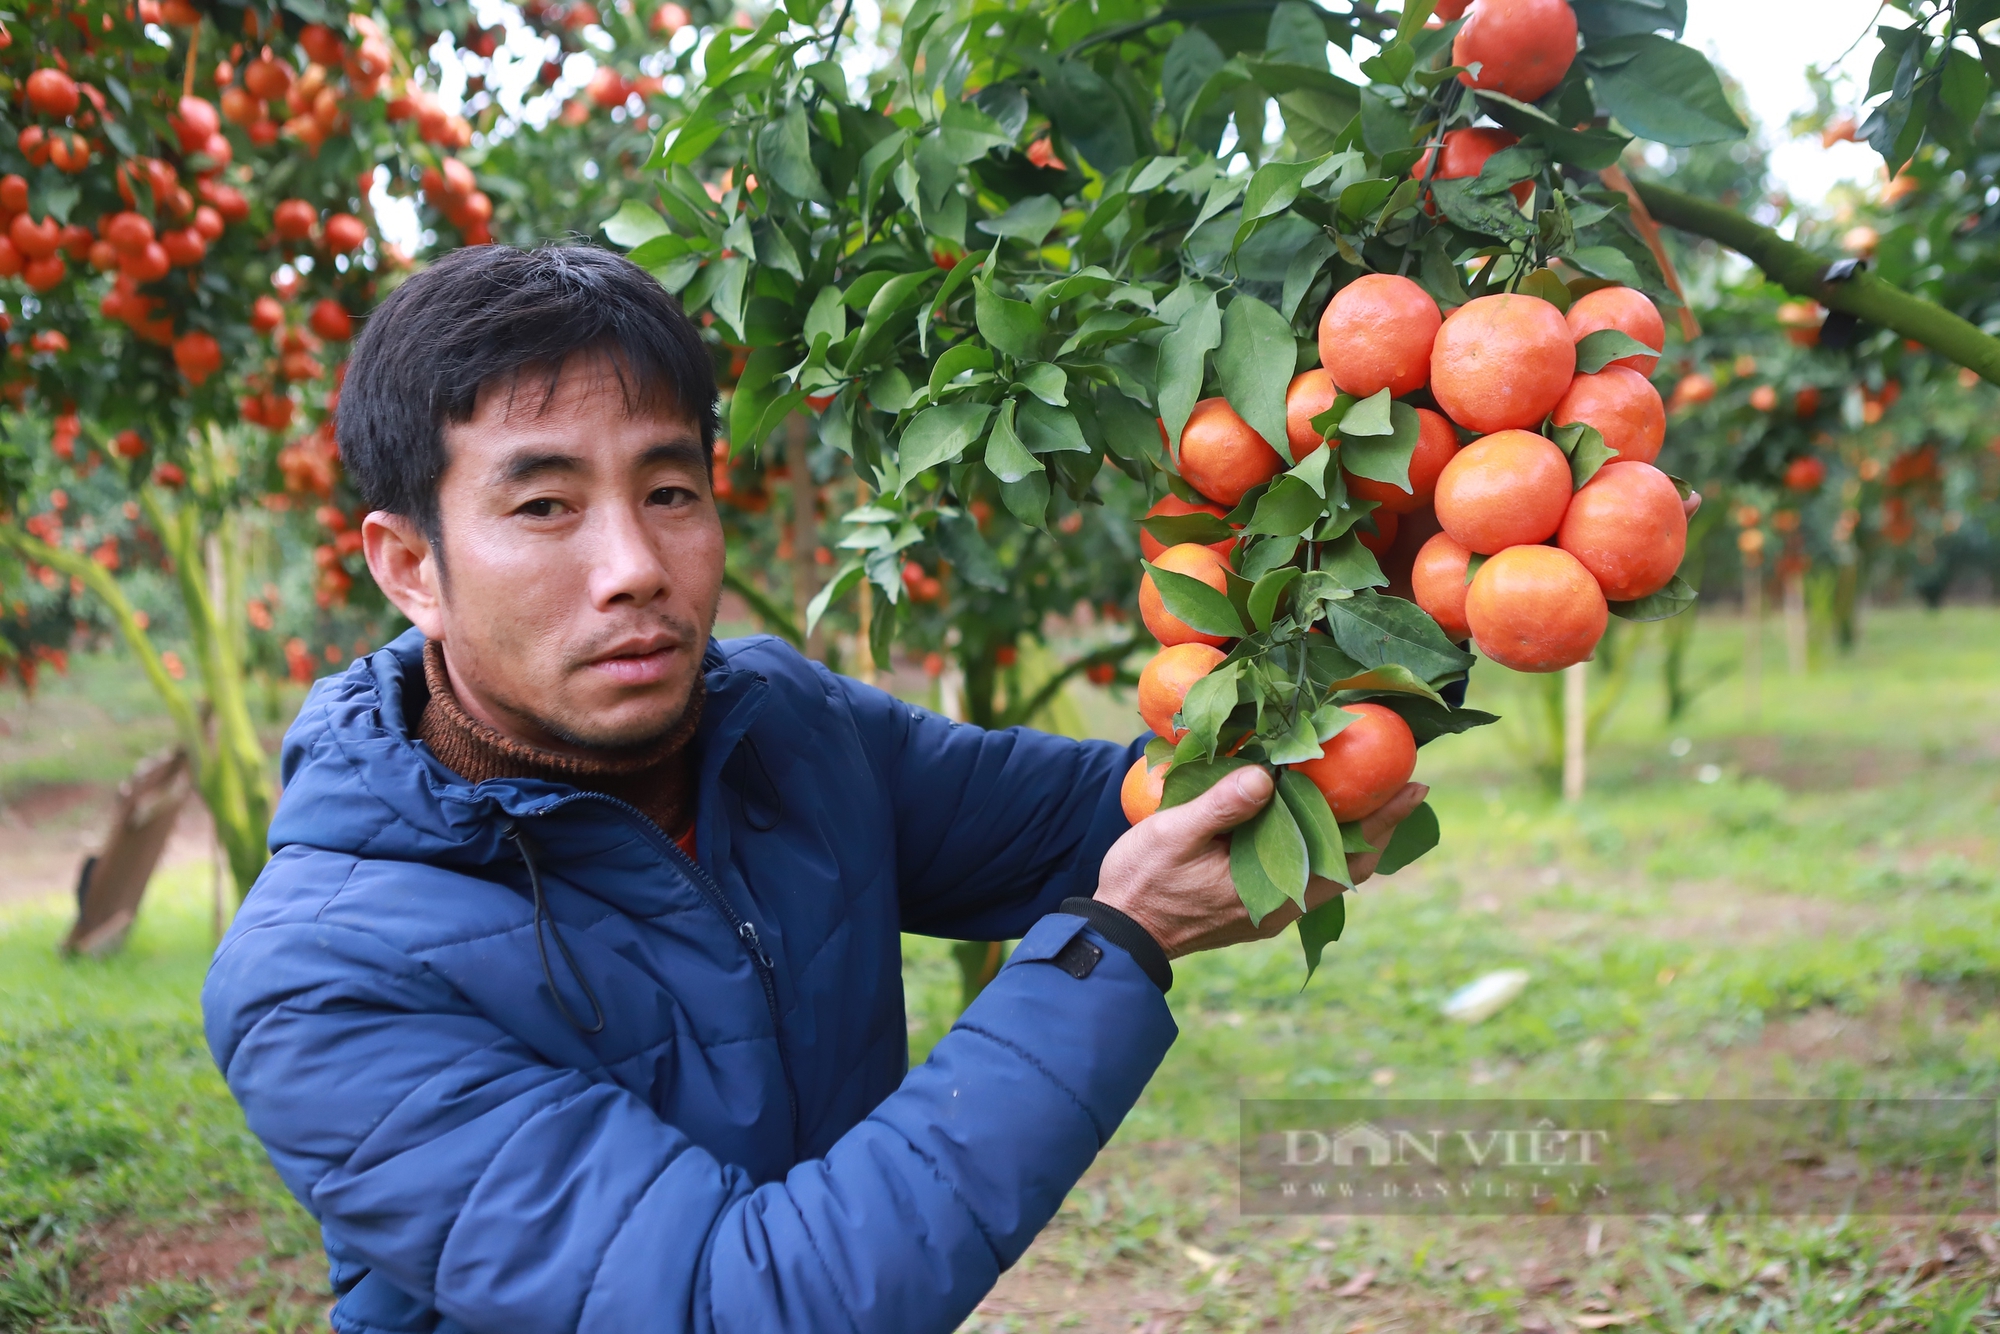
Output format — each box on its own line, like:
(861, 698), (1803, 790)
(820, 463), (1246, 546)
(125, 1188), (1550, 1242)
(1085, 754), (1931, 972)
(1334, 1269), (1376, 1298)
(1574, 1311), (1651, 1329)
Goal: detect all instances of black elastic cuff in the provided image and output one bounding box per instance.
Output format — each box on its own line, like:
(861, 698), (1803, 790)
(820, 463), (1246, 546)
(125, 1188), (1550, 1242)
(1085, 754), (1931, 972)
(1059, 897), (1172, 994)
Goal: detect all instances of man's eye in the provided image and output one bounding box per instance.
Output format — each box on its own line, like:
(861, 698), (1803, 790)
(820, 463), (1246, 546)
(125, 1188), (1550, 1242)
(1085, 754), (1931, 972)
(648, 486), (695, 506)
(517, 498), (563, 518)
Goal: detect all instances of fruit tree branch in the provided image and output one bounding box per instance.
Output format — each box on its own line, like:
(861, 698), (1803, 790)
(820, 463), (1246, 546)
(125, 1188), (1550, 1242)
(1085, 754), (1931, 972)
(1632, 178), (2000, 386)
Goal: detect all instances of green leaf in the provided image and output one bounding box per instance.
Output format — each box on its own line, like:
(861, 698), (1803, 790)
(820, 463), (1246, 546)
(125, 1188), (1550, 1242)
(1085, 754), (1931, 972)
(1574, 328), (1657, 374)
(983, 400), (1043, 484)
(975, 194), (1063, 245)
(1176, 659), (1242, 753)
(1329, 663), (1445, 704)
(1244, 476), (1328, 538)
(1232, 793), (1309, 923)
(756, 102), (832, 203)
(805, 560), (865, 635)
(1374, 696), (1499, 746)
(1464, 551), (1488, 586)
(805, 284), (847, 350)
(1000, 472), (1052, 529)
(933, 509), (1008, 590)
(850, 270), (937, 366)
(1143, 560), (1247, 637)
(1158, 288), (1222, 448)
(1431, 177), (1534, 240)
(1476, 89), (1633, 169)
(1239, 536), (1300, 580)
(1032, 267), (1119, 317)
(1572, 0), (1686, 39)
(897, 403), (994, 484)
(1016, 398), (1089, 454)
(935, 99), (1013, 162)
(975, 279), (1046, 361)
(1551, 420), (1620, 488)
(1419, 231), (1471, 306)
(1373, 800), (1440, 875)
(1276, 769), (1345, 882)
(1324, 589), (1473, 683)
(1339, 387), (1394, 438)
(603, 200), (670, 247)
(1296, 894), (1346, 983)
(1582, 34), (1747, 146)
(728, 347), (790, 452)
(1140, 510), (1236, 547)
(1280, 232), (1339, 321)
(1016, 362), (1068, 406)
(1217, 295), (1296, 466)
(1609, 573), (1698, 622)
(1338, 401), (1421, 489)
(1158, 753), (1257, 810)
(1144, 736), (1176, 767)
(1564, 245), (1646, 289)
(927, 341), (994, 403)
(1248, 567), (1302, 631)
(1316, 529), (1388, 590)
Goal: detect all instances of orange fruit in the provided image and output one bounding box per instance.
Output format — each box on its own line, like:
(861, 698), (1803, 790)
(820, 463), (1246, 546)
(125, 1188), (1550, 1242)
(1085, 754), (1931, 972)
(1121, 755), (1169, 823)
(1432, 429), (1573, 554)
(1138, 643), (1227, 741)
(1139, 494), (1234, 562)
(1286, 368), (1338, 460)
(1343, 406), (1461, 515)
(1139, 542), (1235, 648)
(1429, 293), (1575, 433)
(1357, 507), (1399, 557)
(1454, 0), (1579, 103)
(1565, 286), (1665, 375)
(1178, 397), (1285, 506)
(1465, 545), (1607, 673)
(1551, 366), (1665, 466)
(1317, 274), (1442, 399)
(1289, 701), (1418, 822)
(1556, 461), (1687, 601)
(1434, 0), (1470, 18)
(1410, 531), (1474, 641)
(1413, 127), (1533, 210)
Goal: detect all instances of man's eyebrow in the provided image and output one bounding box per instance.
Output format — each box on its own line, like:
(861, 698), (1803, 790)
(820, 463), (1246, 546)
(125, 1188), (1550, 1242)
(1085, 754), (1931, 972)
(637, 440), (707, 471)
(493, 450), (584, 486)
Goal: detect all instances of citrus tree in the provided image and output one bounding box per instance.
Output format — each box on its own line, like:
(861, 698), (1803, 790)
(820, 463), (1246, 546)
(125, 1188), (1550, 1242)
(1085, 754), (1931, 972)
(605, 0), (1759, 973)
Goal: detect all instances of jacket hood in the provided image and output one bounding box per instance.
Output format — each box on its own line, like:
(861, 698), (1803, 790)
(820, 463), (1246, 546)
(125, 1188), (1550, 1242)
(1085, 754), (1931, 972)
(267, 626), (755, 870)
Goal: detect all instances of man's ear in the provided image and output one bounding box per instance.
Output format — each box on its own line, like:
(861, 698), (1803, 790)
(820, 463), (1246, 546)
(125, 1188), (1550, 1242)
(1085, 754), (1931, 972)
(362, 511), (446, 640)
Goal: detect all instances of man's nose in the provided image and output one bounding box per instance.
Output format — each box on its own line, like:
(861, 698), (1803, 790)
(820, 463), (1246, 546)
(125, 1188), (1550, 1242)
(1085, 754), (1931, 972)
(587, 500), (669, 609)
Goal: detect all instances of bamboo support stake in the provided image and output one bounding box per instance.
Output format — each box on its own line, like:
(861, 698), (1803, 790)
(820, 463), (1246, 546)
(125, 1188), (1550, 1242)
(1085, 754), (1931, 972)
(1562, 662), (1587, 802)
(1783, 567), (1808, 677)
(785, 415), (817, 660)
(853, 478), (875, 685)
(1742, 542), (1764, 726)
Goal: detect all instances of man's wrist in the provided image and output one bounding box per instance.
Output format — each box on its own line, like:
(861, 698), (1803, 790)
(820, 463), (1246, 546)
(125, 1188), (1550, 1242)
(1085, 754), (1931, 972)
(1059, 897), (1173, 994)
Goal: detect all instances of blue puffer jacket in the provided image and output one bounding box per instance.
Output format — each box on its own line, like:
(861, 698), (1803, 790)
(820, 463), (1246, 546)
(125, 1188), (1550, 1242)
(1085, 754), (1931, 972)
(203, 627), (1175, 1334)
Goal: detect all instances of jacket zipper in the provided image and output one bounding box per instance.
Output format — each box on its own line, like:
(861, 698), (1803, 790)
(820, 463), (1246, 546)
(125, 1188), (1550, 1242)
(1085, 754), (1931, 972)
(534, 791), (800, 1146)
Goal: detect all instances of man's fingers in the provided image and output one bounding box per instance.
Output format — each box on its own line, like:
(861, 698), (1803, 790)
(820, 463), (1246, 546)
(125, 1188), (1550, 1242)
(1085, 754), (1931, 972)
(1682, 488), (1702, 520)
(1147, 765), (1275, 850)
(1358, 782), (1429, 849)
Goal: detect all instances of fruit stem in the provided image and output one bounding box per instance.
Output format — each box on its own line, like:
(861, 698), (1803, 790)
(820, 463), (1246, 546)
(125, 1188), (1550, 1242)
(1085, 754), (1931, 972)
(1633, 177), (2000, 386)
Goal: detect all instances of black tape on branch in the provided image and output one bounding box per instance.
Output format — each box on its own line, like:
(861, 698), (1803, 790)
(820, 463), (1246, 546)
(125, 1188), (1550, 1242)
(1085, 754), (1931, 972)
(1819, 258), (1867, 351)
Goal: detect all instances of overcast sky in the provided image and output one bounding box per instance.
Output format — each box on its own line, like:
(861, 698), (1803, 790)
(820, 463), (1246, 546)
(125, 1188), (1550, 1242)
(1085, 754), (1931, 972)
(1682, 0), (1897, 200)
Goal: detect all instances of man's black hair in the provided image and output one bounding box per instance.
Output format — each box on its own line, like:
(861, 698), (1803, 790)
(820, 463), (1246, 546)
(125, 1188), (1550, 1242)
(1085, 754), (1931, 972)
(337, 243), (718, 548)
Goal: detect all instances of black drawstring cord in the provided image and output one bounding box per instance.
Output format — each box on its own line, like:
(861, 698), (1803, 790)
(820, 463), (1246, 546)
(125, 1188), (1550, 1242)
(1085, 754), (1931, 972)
(504, 821), (606, 1036)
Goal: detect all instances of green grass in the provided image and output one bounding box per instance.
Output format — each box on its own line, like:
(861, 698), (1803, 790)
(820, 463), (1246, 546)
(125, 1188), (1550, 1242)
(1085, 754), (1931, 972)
(6, 606), (2000, 1330)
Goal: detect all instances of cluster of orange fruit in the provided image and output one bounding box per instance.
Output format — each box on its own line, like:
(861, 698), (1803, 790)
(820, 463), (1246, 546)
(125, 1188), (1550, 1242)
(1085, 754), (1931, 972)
(1118, 269), (1684, 829)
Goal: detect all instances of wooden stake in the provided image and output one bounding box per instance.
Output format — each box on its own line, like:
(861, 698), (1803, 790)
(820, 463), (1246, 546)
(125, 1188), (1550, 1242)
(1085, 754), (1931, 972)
(785, 414), (817, 659)
(1562, 661), (1587, 802)
(853, 478), (875, 685)
(183, 21), (200, 100)
(1783, 566), (1808, 676)
(1744, 554), (1764, 724)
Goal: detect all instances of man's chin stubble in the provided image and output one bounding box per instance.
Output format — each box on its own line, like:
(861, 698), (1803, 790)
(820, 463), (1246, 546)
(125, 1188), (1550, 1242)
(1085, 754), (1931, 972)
(528, 671), (707, 755)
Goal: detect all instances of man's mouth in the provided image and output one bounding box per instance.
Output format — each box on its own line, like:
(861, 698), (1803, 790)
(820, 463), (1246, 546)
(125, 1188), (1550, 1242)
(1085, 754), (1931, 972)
(583, 637), (679, 686)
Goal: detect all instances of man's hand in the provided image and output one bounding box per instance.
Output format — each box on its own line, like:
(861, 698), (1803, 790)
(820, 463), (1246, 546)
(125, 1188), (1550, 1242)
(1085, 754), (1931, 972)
(1095, 768), (1430, 960)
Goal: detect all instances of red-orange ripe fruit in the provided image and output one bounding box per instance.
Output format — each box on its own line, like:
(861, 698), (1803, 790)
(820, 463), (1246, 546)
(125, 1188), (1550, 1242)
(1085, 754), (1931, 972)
(1140, 542), (1235, 649)
(1556, 461), (1687, 602)
(1289, 701), (1417, 822)
(1410, 530), (1474, 642)
(1432, 429), (1573, 554)
(1317, 273), (1442, 399)
(1465, 545), (1608, 673)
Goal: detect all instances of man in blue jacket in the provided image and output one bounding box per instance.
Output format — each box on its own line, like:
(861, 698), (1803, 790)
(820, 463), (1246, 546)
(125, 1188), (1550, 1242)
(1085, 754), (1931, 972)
(203, 244), (1424, 1334)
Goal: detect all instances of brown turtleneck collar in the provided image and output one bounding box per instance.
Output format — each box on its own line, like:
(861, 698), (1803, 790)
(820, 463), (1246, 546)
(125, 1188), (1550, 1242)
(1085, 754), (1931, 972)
(417, 639), (702, 843)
